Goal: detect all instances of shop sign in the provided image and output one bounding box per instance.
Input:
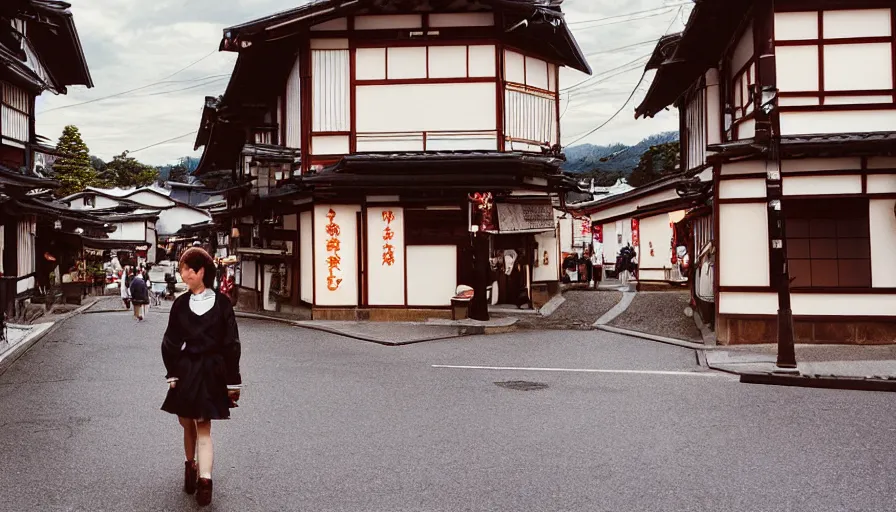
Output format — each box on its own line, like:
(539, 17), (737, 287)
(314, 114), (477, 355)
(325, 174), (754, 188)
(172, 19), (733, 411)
(382, 210), (396, 266)
(495, 203), (554, 232)
(325, 208), (342, 291)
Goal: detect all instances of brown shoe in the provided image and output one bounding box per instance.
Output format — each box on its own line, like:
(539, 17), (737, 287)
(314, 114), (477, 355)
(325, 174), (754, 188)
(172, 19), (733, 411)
(183, 460), (198, 494)
(196, 478), (213, 506)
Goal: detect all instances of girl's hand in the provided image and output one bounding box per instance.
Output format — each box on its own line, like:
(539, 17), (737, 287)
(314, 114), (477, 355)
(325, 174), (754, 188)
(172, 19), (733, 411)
(168, 380), (177, 389)
(227, 389), (240, 402)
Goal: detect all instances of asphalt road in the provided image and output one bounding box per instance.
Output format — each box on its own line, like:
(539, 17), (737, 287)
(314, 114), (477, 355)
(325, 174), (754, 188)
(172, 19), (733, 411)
(1, 312), (894, 511)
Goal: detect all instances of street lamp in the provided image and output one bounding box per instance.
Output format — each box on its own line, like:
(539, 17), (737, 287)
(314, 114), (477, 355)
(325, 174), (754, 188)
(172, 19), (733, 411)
(756, 84), (798, 372)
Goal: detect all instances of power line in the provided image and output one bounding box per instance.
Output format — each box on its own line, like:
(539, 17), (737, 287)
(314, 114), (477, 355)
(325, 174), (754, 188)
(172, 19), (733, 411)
(561, 52), (652, 92)
(584, 39), (658, 58)
(129, 131), (198, 154)
(563, 7), (685, 147)
(128, 76), (230, 98)
(38, 74), (230, 114)
(157, 50), (218, 82)
(566, 63), (650, 101)
(567, 2), (693, 26)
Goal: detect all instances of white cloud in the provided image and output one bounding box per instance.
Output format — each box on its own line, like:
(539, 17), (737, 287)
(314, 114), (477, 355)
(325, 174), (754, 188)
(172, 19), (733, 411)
(36, 0), (690, 165)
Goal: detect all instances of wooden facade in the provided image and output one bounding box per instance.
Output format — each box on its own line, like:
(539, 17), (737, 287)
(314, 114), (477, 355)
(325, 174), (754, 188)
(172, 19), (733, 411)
(0, 1), (93, 319)
(636, 0), (896, 344)
(193, 0), (590, 319)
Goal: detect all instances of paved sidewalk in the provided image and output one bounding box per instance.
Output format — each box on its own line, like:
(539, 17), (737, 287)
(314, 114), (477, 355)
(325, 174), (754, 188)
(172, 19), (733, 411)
(706, 344), (896, 380)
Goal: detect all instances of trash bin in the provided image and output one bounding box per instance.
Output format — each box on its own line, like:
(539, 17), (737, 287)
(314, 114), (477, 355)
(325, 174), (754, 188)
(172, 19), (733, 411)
(451, 298), (470, 320)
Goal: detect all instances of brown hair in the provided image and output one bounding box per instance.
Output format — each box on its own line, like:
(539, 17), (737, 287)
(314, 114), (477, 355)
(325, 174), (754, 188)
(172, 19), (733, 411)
(179, 247), (216, 289)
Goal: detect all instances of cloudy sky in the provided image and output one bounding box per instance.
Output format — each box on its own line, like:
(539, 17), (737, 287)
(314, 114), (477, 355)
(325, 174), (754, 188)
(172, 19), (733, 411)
(35, 0), (693, 165)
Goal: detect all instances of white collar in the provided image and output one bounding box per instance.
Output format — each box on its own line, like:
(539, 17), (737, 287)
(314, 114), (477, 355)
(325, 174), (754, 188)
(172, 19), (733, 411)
(190, 289), (215, 301)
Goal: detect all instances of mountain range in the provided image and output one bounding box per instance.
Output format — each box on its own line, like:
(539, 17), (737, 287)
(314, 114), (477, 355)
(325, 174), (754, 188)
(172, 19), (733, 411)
(562, 131), (679, 174)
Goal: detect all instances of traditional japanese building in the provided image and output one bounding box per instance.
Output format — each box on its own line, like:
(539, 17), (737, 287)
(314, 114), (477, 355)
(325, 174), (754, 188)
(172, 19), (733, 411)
(636, 0), (896, 344)
(193, 0), (590, 319)
(0, 0), (93, 316)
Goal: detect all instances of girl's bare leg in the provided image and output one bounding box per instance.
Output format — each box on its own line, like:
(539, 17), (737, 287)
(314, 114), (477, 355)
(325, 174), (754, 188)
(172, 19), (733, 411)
(178, 416), (197, 461)
(195, 420), (213, 479)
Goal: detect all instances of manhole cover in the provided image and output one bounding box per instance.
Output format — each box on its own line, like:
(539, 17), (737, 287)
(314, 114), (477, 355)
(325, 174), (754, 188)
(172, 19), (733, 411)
(495, 380), (548, 391)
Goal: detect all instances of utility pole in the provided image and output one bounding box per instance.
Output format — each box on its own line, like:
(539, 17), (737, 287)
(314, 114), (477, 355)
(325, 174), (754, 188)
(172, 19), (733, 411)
(756, 0), (797, 371)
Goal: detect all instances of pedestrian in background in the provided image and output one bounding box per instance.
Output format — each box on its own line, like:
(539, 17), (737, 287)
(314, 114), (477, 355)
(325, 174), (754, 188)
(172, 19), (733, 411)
(161, 247), (242, 507)
(129, 271), (149, 321)
(120, 266), (132, 309)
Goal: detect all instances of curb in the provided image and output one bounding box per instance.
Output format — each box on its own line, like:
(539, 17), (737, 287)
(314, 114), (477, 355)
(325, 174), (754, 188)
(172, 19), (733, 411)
(0, 298), (99, 376)
(740, 372), (896, 392)
(234, 311), (484, 346)
(593, 291), (637, 326)
(594, 324), (709, 351)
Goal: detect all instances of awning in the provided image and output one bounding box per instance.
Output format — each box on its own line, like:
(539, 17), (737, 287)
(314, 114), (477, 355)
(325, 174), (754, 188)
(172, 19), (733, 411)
(80, 237), (151, 251)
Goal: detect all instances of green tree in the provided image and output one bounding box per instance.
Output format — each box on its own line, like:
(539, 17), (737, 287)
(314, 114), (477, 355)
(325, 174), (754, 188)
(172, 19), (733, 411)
(168, 159), (189, 183)
(628, 141), (680, 188)
(104, 151), (160, 188)
(52, 125), (97, 197)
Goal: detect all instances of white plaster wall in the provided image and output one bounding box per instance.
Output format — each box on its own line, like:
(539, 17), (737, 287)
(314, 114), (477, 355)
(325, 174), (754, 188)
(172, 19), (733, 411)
(356, 48), (386, 80)
(469, 45), (496, 77)
(867, 157), (896, 169)
(721, 160), (765, 176)
(387, 47), (427, 79)
(867, 174), (896, 193)
(286, 53), (302, 148)
(314, 204), (360, 306)
(557, 213), (573, 253)
(639, 270), (666, 282)
(775, 11), (819, 40)
(706, 69), (722, 145)
(126, 191), (174, 208)
(719, 292), (777, 315)
(525, 56), (549, 90)
(533, 231), (558, 282)
(824, 43), (892, 91)
(504, 50), (525, 84)
(793, 294), (896, 316)
(782, 157), (862, 172)
(355, 14), (422, 30)
(300, 211), (313, 303)
(367, 207), (405, 306)
(719, 178), (767, 199)
(356, 83), (496, 132)
(637, 213), (675, 271)
(156, 207), (211, 237)
(95, 195), (121, 209)
(429, 12), (494, 27)
(782, 175), (862, 196)
(825, 95), (892, 105)
(730, 22), (754, 76)
(588, 189), (680, 223)
(823, 9), (891, 39)
(781, 110), (896, 136)
(109, 221), (145, 241)
(601, 222), (616, 265)
(312, 135), (350, 155)
(428, 46), (467, 78)
(775, 45), (819, 92)
(737, 119), (756, 140)
(719, 203), (770, 287)
(406, 245), (456, 306)
(241, 259), (257, 290)
(870, 199), (896, 288)
(310, 17), (347, 30)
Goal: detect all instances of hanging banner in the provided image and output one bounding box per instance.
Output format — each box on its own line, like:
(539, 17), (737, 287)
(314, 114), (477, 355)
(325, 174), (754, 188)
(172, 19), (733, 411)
(631, 218), (640, 247)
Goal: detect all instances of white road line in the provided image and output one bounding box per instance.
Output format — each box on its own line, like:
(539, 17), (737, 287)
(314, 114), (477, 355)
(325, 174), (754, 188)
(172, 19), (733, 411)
(431, 365), (725, 377)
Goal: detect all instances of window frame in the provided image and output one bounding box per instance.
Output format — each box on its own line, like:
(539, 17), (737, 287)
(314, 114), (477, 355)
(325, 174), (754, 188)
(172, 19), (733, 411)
(775, 7), (896, 109)
(783, 197), (872, 291)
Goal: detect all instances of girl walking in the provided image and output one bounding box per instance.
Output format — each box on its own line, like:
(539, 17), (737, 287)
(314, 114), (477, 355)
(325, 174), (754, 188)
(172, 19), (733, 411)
(160, 248), (242, 507)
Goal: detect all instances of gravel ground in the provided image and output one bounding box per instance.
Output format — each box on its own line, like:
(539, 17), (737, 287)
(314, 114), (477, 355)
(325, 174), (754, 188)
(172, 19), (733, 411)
(610, 290), (703, 342)
(517, 290), (622, 330)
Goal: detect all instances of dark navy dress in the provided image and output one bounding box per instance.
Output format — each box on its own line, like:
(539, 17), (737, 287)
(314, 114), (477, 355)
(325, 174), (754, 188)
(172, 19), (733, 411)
(161, 292), (241, 420)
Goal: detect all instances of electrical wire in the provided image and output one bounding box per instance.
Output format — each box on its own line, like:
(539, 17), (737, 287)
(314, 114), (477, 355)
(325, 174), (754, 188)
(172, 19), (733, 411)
(561, 52), (652, 92)
(567, 2), (693, 26)
(157, 50), (218, 82)
(37, 74), (231, 114)
(127, 76), (230, 98)
(563, 7), (685, 147)
(584, 39), (658, 58)
(128, 131), (199, 154)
